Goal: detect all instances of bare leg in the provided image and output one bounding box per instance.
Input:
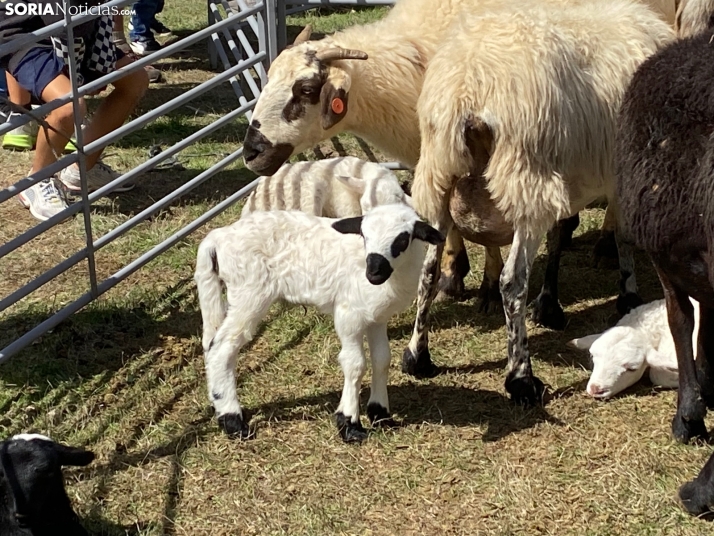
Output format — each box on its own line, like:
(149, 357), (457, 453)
(436, 227), (470, 301)
(334, 312), (367, 443)
(6, 73), (31, 106)
(531, 222), (566, 330)
(366, 323), (394, 427)
(502, 227), (545, 405)
(656, 266), (707, 443)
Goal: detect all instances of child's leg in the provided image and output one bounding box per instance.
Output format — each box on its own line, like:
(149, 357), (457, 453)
(82, 55), (148, 169)
(6, 72), (31, 108)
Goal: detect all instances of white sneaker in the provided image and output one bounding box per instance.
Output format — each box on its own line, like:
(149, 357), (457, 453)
(17, 177), (69, 222)
(58, 161), (136, 193)
(2, 113), (38, 151)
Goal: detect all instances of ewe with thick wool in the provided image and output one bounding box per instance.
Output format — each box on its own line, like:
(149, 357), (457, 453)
(194, 205), (444, 441)
(569, 299), (700, 399)
(241, 157), (411, 218)
(409, 0), (673, 404)
(615, 27), (714, 517)
(0, 434), (94, 536)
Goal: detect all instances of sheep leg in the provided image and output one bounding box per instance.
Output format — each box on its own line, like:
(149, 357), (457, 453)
(476, 246), (504, 314)
(679, 450), (714, 519)
(530, 222), (566, 330)
(502, 227), (545, 406)
(592, 204), (619, 267)
(696, 305), (714, 409)
(402, 238), (446, 378)
(615, 226), (643, 315)
(559, 212), (580, 249)
(205, 302), (271, 439)
(366, 322), (396, 428)
(656, 266), (708, 443)
(436, 228), (470, 302)
(334, 316), (368, 443)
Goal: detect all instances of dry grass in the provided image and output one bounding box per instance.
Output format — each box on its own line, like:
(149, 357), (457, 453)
(1, 4), (713, 536)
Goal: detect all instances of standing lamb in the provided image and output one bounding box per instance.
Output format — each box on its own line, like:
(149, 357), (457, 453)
(0, 434), (95, 536)
(614, 24), (714, 517)
(568, 298), (700, 399)
(409, 0), (673, 404)
(194, 204), (444, 442)
(241, 156), (411, 218)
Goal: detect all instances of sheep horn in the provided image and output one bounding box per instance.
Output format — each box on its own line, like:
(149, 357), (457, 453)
(293, 24), (312, 45)
(315, 47), (369, 63)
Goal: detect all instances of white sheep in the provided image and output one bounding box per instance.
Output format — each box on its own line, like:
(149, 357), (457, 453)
(0, 434), (95, 536)
(568, 299), (700, 399)
(241, 156), (411, 218)
(410, 0), (673, 404)
(194, 204), (445, 442)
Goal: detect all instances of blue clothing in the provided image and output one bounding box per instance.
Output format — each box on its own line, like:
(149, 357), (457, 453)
(129, 0), (162, 42)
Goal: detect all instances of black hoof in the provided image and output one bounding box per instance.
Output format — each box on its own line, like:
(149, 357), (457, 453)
(217, 412), (252, 439)
(476, 280), (503, 315)
(530, 293), (566, 331)
(616, 292), (644, 316)
(505, 372), (545, 407)
(335, 412), (368, 443)
(672, 414), (708, 444)
(679, 453), (714, 520)
(367, 402), (396, 428)
(592, 231), (619, 267)
(436, 273), (467, 302)
(401, 346), (440, 378)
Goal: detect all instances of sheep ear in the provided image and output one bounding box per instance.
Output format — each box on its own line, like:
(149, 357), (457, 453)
(53, 443), (95, 467)
(413, 221), (445, 245)
(336, 175), (366, 194)
(332, 216), (363, 235)
(646, 348), (679, 372)
(567, 334), (601, 350)
(320, 75), (350, 130)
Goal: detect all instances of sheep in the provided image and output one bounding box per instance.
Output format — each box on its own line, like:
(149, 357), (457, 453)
(409, 0), (673, 404)
(615, 21), (714, 516)
(0, 434), (94, 536)
(242, 0), (683, 379)
(194, 204), (445, 442)
(674, 0), (714, 37)
(241, 156), (411, 218)
(568, 298), (701, 399)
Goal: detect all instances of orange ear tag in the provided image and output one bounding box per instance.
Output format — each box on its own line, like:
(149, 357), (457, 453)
(331, 97), (344, 114)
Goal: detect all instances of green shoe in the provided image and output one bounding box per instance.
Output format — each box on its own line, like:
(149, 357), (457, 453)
(64, 138), (78, 153)
(2, 114), (37, 151)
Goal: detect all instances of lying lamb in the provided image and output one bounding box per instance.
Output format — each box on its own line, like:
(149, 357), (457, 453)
(242, 156), (411, 218)
(0, 434), (95, 536)
(195, 204), (444, 442)
(569, 298), (700, 399)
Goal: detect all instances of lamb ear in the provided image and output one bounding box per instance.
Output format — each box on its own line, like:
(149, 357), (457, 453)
(332, 216), (363, 235)
(413, 221), (445, 245)
(53, 443), (95, 467)
(567, 334), (602, 350)
(336, 175), (366, 194)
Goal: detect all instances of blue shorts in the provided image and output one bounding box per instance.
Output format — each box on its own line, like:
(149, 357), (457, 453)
(9, 44), (126, 102)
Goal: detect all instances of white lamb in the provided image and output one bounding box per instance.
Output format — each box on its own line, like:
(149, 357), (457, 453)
(194, 204), (445, 442)
(568, 299), (700, 399)
(241, 156), (412, 218)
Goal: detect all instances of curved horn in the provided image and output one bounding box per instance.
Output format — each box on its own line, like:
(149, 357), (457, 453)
(293, 24), (312, 45)
(315, 47), (368, 63)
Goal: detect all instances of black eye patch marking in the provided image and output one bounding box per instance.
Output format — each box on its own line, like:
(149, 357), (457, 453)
(282, 73), (324, 122)
(390, 231), (411, 258)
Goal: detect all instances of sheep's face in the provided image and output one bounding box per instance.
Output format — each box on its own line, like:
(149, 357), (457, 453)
(332, 205), (444, 285)
(244, 38), (368, 176)
(0, 435), (94, 525)
(586, 327), (649, 399)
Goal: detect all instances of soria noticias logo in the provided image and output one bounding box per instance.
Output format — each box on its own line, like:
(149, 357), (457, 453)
(3, 2), (134, 16)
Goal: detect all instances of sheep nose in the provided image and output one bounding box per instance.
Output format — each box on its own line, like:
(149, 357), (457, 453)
(243, 123), (267, 163)
(366, 253), (393, 285)
(587, 383), (607, 398)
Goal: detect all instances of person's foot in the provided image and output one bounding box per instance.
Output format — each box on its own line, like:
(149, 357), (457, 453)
(17, 177), (69, 221)
(58, 161), (136, 193)
(129, 38), (162, 56)
(2, 113), (38, 151)
(150, 20), (172, 36)
(112, 39), (163, 83)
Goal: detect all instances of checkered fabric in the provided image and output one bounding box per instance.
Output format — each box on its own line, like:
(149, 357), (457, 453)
(51, 16), (117, 86)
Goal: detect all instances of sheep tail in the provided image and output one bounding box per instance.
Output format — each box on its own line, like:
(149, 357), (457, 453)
(195, 233), (227, 352)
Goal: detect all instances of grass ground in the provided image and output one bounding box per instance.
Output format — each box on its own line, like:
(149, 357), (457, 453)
(1, 3), (713, 535)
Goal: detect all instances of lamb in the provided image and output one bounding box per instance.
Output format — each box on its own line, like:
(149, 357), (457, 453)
(241, 156), (411, 218)
(569, 299), (701, 399)
(194, 204), (444, 442)
(409, 0), (673, 404)
(0, 434), (95, 536)
(614, 23), (714, 517)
